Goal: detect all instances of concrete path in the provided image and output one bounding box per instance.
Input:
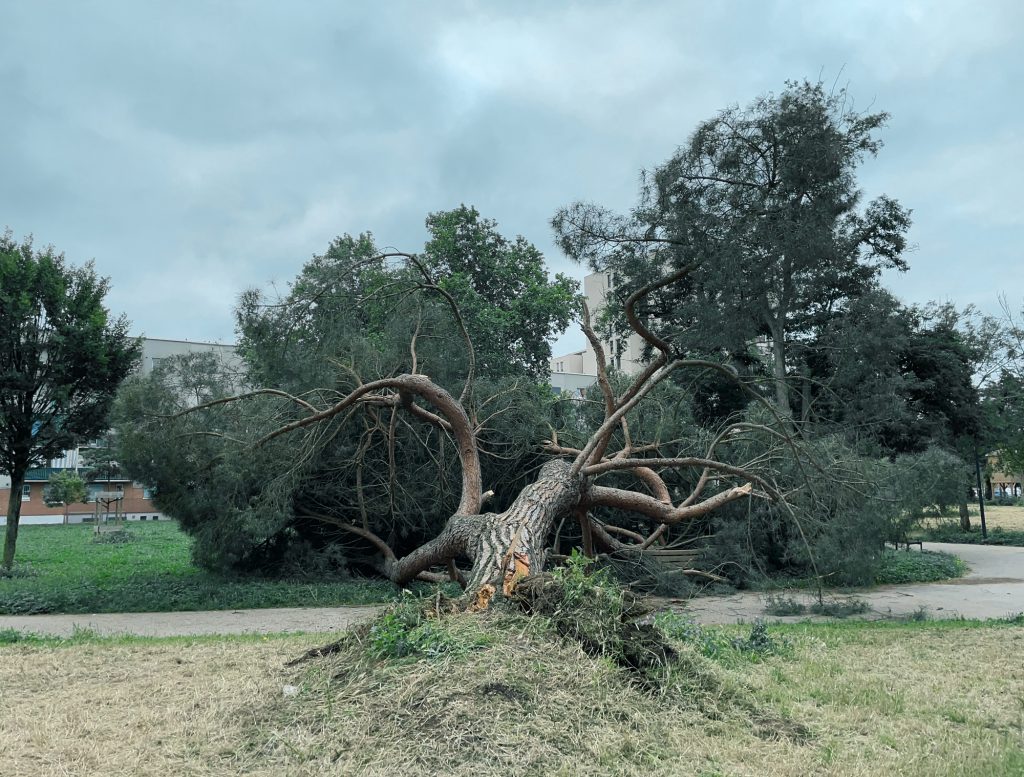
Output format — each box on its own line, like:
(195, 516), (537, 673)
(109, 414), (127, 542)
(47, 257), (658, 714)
(0, 604), (382, 638)
(1, 542), (1021, 637)
(681, 542), (1024, 624)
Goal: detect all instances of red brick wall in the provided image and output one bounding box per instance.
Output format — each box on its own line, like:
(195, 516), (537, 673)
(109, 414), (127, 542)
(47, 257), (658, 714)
(0, 483), (161, 518)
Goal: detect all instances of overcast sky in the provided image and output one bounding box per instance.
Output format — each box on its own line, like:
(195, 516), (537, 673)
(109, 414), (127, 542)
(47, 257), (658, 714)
(2, 1), (1021, 355)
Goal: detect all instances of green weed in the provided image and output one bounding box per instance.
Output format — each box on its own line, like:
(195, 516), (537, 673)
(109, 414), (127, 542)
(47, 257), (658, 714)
(762, 594), (808, 616)
(809, 597), (870, 618)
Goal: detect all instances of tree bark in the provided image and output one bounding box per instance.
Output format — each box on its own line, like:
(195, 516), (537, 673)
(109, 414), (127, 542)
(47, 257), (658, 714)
(382, 459), (582, 605)
(4, 467), (26, 569)
(958, 498), (971, 532)
(767, 319), (791, 416)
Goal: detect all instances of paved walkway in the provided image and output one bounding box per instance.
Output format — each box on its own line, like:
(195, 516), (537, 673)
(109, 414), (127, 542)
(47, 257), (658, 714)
(0, 543), (1021, 637)
(0, 605), (382, 638)
(683, 542), (1024, 624)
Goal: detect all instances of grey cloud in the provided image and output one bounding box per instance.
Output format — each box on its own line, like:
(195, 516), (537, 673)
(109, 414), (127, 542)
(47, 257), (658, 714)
(0, 0), (1020, 353)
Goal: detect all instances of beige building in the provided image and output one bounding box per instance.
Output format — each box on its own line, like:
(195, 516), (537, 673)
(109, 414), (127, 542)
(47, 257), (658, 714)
(987, 457), (1023, 499)
(550, 272), (647, 386)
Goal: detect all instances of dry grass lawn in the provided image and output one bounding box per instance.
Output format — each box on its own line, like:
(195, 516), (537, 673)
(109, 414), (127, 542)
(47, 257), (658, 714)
(975, 505), (1024, 532)
(1, 620), (1022, 776)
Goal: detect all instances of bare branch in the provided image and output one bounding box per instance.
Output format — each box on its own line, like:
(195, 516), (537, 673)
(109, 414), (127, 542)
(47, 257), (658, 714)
(164, 388), (319, 419)
(404, 254), (477, 405)
(584, 456), (780, 500)
(622, 261), (699, 357)
(586, 482), (754, 524)
(258, 374), (483, 516)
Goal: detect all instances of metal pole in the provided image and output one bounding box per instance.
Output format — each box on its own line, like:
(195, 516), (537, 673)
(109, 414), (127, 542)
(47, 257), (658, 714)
(974, 441), (988, 540)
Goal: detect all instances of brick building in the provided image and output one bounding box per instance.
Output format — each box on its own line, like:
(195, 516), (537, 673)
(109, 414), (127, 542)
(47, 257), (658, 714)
(0, 337), (238, 525)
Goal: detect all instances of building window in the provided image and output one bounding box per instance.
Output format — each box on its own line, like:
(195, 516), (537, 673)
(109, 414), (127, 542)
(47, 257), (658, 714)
(21, 485), (31, 501)
(143, 487), (155, 500)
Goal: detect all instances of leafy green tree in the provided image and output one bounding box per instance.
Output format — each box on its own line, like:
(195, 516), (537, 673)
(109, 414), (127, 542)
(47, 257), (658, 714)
(805, 289), (917, 451)
(0, 230), (139, 567)
(422, 206), (579, 379)
(43, 470), (88, 525)
(987, 301), (1024, 478)
(553, 80), (911, 417)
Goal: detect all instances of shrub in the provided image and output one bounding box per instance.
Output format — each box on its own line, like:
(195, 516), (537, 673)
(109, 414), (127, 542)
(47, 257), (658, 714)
(924, 525), (1024, 547)
(91, 529), (135, 545)
(809, 597), (870, 618)
(762, 594), (869, 619)
(873, 549), (965, 584)
(762, 594), (807, 616)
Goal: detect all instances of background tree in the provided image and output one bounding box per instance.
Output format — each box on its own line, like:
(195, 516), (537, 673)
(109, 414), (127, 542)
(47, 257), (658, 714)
(42, 470), (88, 525)
(421, 205), (579, 379)
(986, 299), (1024, 479)
(0, 230), (139, 567)
(553, 80), (911, 418)
(984, 371), (1024, 478)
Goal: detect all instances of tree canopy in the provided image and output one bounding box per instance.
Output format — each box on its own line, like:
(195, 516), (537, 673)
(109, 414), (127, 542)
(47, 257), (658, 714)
(0, 230), (139, 566)
(553, 80), (911, 417)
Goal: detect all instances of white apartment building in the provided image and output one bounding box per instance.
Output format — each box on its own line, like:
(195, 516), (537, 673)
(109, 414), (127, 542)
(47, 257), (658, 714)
(549, 272), (647, 389)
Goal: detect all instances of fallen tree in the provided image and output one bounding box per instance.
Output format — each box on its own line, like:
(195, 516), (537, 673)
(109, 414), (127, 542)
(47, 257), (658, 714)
(168, 258), (782, 608)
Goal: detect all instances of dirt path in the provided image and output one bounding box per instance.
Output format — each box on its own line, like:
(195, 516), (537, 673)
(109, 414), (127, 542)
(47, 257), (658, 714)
(1, 542), (1021, 637)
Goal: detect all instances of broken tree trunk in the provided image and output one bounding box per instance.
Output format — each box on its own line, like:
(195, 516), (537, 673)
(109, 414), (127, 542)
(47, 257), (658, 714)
(377, 459), (582, 607)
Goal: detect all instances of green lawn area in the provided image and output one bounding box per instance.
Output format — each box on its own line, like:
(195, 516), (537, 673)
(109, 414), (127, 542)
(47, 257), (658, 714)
(0, 522), (397, 614)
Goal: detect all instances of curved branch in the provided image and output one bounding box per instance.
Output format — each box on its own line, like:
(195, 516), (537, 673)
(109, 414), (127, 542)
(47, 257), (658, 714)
(258, 374), (483, 515)
(405, 254), (476, 405)
(584, 457), (780, 500)
(570, 358), (681, 477)
(581, 301), (614, 418)
(630, 465), (672, 504)
(164, 388), (319, 419)
(586, 482), (753, 524)
(622, 262), (698, 357)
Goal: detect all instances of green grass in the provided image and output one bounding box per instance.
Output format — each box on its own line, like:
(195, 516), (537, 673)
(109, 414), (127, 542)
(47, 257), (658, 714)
(873, 548), (967, 585)
(0, 522), (398, 615)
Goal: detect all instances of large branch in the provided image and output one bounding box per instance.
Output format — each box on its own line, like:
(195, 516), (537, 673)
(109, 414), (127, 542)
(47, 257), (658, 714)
(584, 456), (780, 500)
(570, 358), (682, 477)
(586, 482), (753, 524)
(306, 516), (462, 585)
(580, 301), (615, 418)
(622, 262), (698, 358)
(258, 374), (483, 515)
